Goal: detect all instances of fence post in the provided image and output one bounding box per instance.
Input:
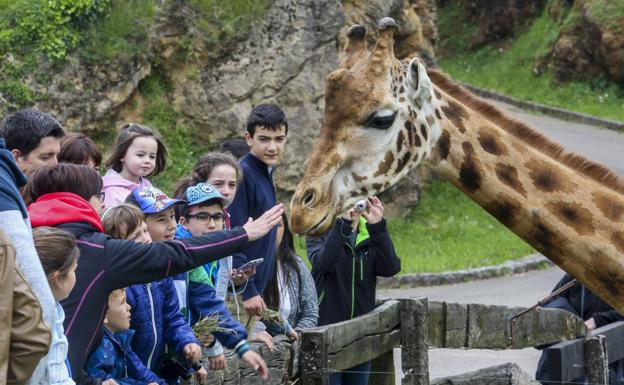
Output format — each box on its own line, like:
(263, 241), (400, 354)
(400, 298), (429, 385)
(585, 335), (609, 385)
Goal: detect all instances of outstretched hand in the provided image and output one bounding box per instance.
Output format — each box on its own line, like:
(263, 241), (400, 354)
(243, 204), (284, 241)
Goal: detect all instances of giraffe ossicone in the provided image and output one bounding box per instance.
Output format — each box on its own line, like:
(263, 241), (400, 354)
(290, 17), (624, 315)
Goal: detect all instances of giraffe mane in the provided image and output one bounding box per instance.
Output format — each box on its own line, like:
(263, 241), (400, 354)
(427, 68), (624, 196)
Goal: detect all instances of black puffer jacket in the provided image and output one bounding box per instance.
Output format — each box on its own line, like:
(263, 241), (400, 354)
(306, 218), (400, 326)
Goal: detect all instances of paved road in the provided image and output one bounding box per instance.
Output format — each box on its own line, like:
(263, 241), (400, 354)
(381, 100), (624, 380)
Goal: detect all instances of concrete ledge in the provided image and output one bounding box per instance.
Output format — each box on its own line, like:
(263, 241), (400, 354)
(378, 254), (552, 289)
(462, 84), (624, 132)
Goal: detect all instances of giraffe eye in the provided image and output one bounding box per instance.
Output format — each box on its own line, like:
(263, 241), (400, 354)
(364, 111), (397, 130)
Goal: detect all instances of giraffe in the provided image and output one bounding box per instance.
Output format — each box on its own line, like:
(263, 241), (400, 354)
(289, 18), (624, 315)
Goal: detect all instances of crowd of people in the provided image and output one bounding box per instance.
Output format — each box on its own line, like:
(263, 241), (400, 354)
(0, 105), (402, 385)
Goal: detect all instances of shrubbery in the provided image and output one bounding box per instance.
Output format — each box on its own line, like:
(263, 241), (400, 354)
(0, 0), (110, 60)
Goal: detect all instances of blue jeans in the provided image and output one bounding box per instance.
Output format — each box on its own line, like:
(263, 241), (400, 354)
(329, 361), (372, 385)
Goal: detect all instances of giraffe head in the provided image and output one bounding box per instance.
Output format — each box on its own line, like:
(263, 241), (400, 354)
(290, 18), (440, 235)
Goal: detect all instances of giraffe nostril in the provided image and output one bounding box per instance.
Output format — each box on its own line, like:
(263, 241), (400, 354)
(300, 190), (316, 208)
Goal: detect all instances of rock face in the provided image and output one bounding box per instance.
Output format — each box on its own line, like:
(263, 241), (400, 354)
(460, 0), (547, 49)
(4, 0), (438, 213)
(549, 1), (624, 84)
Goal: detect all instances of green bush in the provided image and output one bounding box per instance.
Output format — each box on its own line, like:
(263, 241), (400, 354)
(0, 0), (110, 60)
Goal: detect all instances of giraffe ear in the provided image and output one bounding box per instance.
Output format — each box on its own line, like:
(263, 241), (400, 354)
(407, 58), (433, 109)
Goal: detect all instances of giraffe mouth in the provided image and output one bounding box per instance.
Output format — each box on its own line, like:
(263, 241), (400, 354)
(307, 212), (330, 236)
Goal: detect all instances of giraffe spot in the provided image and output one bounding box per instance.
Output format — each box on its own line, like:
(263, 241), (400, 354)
(546, 201), (595, 236)
(373, 151), (395, 177)
(592, 191), (624, 222)
(462, 141), (475, 156)
(399, 97), (406, 103)
(350, 191), (360, 197)
(435, 109), (442, 119)
(525, 159), (577, 193)
(478, 127), (508, 156)
(399, 85), (405, 94)
(420, 124), (428, 141)
(395, 152), (411, 174)
(613, 231), (624, 254)
(427, 94), (432, 103)
(361, 187), (368, 195)
(441, 101), (468, 133)
(352, 172), (367, 182)
(530, 221), (565, 265)
(434, 89), (442, 99)
(495, 163), (527, 197)
(414, 132), (422, 147)
(383, 181), (391, 189)
(397, 130), (405, 153)
(459, 142), (482, 193)
(484, 194), (522, 227)
(437, 130), (451, 161)
(426, 115), (435, 126)
(372, 183), (382, 190)
(405, 121), (417, 147)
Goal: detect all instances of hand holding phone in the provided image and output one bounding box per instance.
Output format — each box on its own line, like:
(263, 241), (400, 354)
(238, 258), (264, 272)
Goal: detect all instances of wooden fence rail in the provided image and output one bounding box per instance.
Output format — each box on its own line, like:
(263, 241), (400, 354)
(299, 298), (429, 385)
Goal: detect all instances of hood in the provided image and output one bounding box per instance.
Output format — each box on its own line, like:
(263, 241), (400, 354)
(175, 223), (193, 240)
(28, 192), (104, 232)
(102, 169), (143, 189)
(0, 139), (28, 218)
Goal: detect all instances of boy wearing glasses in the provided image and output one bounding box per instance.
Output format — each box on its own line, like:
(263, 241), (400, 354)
(174, 183), (267, 375)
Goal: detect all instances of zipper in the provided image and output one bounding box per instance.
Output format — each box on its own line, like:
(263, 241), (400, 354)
(345, 242), (356, 319)
(146, 283), (158, 369)
(360, 258), (363, 281)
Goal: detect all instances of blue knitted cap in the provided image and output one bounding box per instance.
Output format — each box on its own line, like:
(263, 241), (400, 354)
(185, 183), (227, 208)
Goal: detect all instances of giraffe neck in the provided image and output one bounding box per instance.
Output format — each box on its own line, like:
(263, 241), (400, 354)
(426, 87), (624, 314)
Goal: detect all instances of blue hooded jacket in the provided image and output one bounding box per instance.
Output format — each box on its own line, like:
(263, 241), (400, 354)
(173, 225), (247, 349)
(85, 328), (165, 385)
(125, 277), (199, 373)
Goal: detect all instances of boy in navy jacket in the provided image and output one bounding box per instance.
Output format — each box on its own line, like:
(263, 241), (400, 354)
(86, 289), (165, 385)
(228, 104), (288, 318)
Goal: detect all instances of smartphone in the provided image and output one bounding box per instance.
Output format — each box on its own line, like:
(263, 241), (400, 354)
(238, 258), (264, 271)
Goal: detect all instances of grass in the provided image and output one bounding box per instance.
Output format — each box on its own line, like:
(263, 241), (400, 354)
(437, 1), (624, 122)
(80, 0), (156, 63)
(293, 179), (534, 274)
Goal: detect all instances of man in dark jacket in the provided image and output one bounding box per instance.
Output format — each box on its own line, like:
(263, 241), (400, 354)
(535, 273), (624, 384)
(26, 163), (281, 384)
(306, 196), (400, 385)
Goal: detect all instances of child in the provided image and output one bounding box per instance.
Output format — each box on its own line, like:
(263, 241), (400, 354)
(32, 226), (79, 385)
(85, 289), (164, 385)
(173, 152), (248, 301)
(107, 194), (207, 384)
(175, 183), (268, 377)
(307, 197), (401, 385)
(102, 123), (167, 208)
(58, 133), (103, 172)
(262, 213), (318, 339)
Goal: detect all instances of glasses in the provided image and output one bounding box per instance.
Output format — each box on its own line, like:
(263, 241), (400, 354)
(188, 212), (224, 223)
(96, 191), (105, 203)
